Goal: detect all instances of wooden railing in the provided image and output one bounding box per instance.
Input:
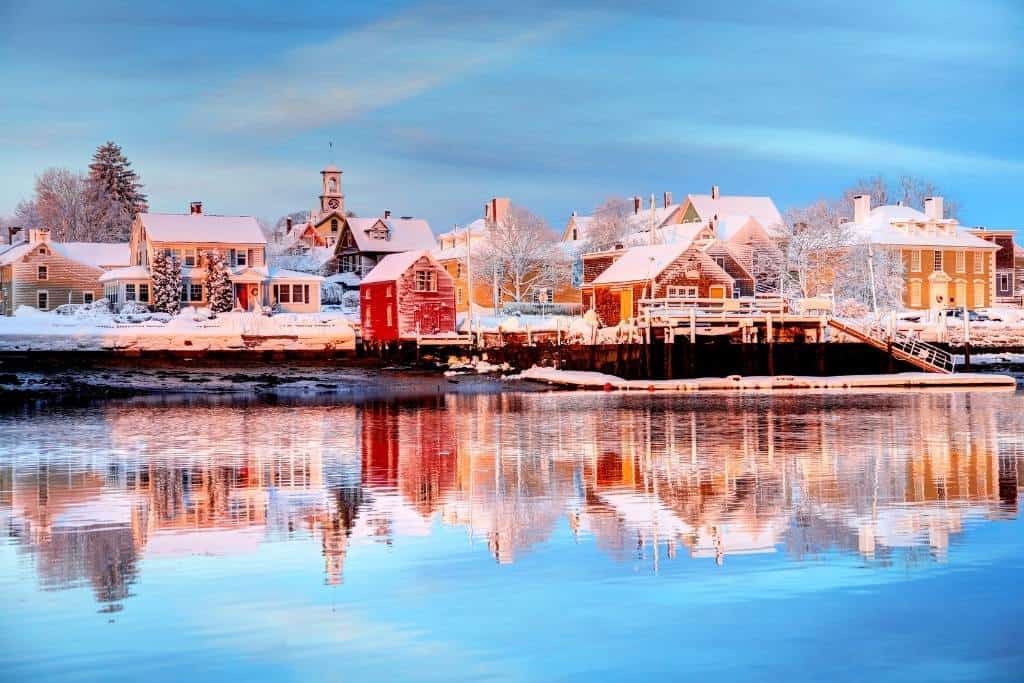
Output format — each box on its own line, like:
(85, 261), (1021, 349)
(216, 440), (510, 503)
(639, 295), (787, 318)
(827, 318), (955, 374)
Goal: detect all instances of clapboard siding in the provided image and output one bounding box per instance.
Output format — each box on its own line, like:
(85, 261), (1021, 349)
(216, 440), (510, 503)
(10, 247), (103, 312)
(360, 254), (456, 343)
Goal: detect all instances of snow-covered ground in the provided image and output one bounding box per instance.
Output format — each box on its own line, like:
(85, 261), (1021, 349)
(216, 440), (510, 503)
(0, 306), (356, 352)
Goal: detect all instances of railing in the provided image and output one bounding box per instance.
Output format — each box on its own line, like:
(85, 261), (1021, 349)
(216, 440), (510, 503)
(501, 302), (583, 316)
(639, 295), (788, 318)
(828, 318), (955, 374)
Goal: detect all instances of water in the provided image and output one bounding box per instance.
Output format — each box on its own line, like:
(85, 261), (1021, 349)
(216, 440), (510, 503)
(1, 388), (1023, 682)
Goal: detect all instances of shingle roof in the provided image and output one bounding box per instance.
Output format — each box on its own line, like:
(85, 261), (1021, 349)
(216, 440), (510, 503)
(142, 213), (266, 245)
(592, 242), (694, 285)
(347, 217), (436, 254)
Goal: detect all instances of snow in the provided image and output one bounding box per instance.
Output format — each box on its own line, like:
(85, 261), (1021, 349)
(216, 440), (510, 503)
(99, 265), (150, 282)
(591, 241), (694, 285)
(685, 194), (785, 236)
(140, 213), (266, 244)
(360, 249), (438, 284)
(509, 367), (1017, 391)
(843, 205), (998, 249)
(52, 242), (130, 268)
(0, 307), (356, 352)
(327, 271), (361, 288)
(345, 216), (435, 253)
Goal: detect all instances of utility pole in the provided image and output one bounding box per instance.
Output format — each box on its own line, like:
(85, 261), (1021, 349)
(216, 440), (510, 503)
(648, 193), (656, 246)
(462, 223), (474, 337)
(867, 242), (879, 315)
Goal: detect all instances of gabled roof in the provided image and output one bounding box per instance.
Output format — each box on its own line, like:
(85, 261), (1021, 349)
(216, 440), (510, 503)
(345, 217), (435, 254)
(141, 213), (266, 245)
(683, 194), (784, 235)
(361, 249), (444, 285)
(592, 242), (694, 285)
(844, 205), (998, 249)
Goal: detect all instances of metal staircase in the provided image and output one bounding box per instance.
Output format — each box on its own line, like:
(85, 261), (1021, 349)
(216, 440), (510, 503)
(827, 318), (955, 374)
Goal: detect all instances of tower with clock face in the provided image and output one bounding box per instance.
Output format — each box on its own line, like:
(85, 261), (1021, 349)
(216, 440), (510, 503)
(320, 165), (344, 214)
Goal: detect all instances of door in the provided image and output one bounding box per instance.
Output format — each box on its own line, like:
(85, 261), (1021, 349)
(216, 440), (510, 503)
(235, 283), (248, 311)
(421, 303), (440, 334)
(709, 285), (727, 299)
(619, 288), (633, 323)
(955, 281), (967, 308)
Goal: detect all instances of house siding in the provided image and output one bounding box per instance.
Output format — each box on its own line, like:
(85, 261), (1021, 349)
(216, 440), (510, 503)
(899, 246), (993, 309)
(360, 255), (456, 343)
(8, 246), (104, 313)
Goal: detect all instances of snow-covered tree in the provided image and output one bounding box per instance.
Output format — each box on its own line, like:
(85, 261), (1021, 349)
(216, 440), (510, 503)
(584, 196), (634, 252)
(151, 251), (181, 315)
(835, 241), (906, 313)
(475, 205), (568, 305)
(204, 250), (233, 312)
(781, 199), (851, 300)
(87, 142), (148, 218)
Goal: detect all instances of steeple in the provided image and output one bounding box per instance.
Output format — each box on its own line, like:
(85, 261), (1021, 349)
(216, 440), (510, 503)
(320, 165), (344, 215)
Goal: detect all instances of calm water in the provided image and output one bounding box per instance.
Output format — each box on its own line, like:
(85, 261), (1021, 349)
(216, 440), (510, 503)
(2, 388), (1023, 682)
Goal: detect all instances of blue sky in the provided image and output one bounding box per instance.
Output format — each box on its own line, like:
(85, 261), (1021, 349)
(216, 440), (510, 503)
(1, 0), (1022, 233)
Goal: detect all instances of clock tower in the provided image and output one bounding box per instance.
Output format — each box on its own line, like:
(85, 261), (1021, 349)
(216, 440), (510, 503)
(320, 165), (344, 214)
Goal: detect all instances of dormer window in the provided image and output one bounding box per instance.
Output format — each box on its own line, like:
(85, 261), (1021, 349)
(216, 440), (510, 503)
(368, 221), (390, 241)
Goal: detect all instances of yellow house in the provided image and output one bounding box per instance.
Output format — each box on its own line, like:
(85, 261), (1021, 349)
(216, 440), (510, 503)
(844, 195), (999, 310)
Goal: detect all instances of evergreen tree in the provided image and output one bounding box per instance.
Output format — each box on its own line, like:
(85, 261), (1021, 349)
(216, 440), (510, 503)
(204, 250), (234, 313)
(151, 251), (182, 315)
(87, 141), (148, 229)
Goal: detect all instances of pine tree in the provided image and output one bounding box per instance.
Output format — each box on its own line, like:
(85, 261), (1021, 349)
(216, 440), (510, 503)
(151, 251), (182, 315)
(87, 142), (148, 236)
(204, 250), (234, 313)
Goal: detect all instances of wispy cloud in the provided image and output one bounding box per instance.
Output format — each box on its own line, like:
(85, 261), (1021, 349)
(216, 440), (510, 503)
(198, 4), (580, 133)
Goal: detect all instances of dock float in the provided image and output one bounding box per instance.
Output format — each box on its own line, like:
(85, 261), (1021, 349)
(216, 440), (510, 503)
(512, 368), (1018, 392)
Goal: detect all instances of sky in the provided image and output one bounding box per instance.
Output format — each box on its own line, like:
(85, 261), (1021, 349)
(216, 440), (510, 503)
(1, 0), (1022, 234)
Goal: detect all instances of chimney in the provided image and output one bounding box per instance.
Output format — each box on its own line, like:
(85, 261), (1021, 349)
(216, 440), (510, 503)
(853, 194), (871, 224)
(491, 197), (511, 225)
(663, 191), (672, 208)
(28, 228), (50, 244)
(711, 185), (720, 200)
(190, 201), (203, 215)
(924, 196), (944, 221)
(633, 196), (642, 214)
(384, 210), (391, 219)
(7, 226), (22, 245)
(286, 217), (293, 233)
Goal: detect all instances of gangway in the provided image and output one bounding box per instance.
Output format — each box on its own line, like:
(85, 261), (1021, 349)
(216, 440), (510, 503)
(827, 318), (955, 374)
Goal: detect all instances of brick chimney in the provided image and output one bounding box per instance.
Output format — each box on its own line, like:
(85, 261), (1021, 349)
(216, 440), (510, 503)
(190, 201), (203, 215)
(384, 210), (392, 219)
(923, 196), (944, 221)
(28, 228), (50, 244)
(633, 196), (642, 214)
(6, 226), (22, 245)
(286, 217), (293, 233)
(490, 197), (511, 225)
(852, 194), (871, 224)
(711, 185), (720, 200)
(663, 191), (672, 208)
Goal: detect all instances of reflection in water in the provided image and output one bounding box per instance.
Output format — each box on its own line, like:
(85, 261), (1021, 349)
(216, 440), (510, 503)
(2, 391), (1023, 614)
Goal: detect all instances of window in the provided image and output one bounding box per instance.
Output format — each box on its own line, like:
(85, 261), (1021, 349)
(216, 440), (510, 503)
(190, 284), (203, 301)
(340, 254), (359, 273)
(280, 285), (291, 303)
(910, 280), (922, 307)
(955, 251), (965, 273)
(973, 281), (985, 306)
(910, 250), (921, 272)
(331, 218), (339, 233)
(457, 287), (464, 304)
(139, 283), (150, 303)
(667, 286), (699, 298)
(37, 265), (47, 280)
(236, 249), (247, 266)
(455, 263), (463, 278)
(386, 305), (393, 326)
(83, 292), (94, 304)
(180, 283), (189, 302)
(933, 250), (943, 271)
(532, 287), (554, 304)
(184, 249), (196, 267)
(365, 308), (371, 327)
(414, 270), (437, 292)
(386, 286), (392, 298)
(974, 252), (984, 274)
(998, 273), (1011, 294)
(713, 256), (726, 269)
(291, 284), (305, 304)
(125, 283), (136, 301)
(36, 291), (48, 310)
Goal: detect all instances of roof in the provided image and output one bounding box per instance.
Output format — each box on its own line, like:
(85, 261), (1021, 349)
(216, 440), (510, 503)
(52, 242), (129, 268)
(360, 250), (440, 285)
(437, 218), (487, 241)
(141, 213), (266, 245)
(716, 215), (760, 242)
(0, 242), (32, 266)
(592, 242), (694, 285)
(684, 194), (784, 235)
(99, 265), (151, 282)
(346, 217), (435, 254)
(844, 205), (998, 250)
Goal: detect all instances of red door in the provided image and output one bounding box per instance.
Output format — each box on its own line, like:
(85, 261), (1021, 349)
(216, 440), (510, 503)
(235, 284), (248, 311)
(421, 304), (440, 334)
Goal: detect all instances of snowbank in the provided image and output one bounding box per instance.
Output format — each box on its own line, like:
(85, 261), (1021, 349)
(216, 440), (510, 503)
(0, 308), (356, 352)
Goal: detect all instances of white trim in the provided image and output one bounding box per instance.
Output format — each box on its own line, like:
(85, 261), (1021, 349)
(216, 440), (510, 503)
(36, 289), (49, 310)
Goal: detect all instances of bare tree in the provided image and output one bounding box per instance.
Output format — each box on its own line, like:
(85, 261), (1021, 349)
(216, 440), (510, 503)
(32, 167), (128, 242)
(781, 200), (851, 300)
(836, 174), (960, 219)
(475, 205), (568, 306)
(585, 196), (634, 252)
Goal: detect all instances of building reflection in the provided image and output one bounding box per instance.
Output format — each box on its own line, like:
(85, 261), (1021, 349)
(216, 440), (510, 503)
(2, 391), (1022, 610)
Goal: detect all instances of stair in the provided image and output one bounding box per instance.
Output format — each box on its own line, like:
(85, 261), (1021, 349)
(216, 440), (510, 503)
(827, 318), (956, 374)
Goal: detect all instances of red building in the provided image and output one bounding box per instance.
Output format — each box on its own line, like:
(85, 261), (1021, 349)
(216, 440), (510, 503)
(359, 250), (456, 343)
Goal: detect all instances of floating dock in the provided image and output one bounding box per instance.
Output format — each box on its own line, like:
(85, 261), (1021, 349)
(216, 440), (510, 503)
(514, 368), (1018, 392)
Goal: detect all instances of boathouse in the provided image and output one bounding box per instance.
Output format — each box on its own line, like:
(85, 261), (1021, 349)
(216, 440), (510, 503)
(359, 250), (456, 343)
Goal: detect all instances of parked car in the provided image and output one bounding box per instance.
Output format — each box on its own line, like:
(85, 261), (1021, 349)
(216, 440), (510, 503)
(942, 309), (990, 322)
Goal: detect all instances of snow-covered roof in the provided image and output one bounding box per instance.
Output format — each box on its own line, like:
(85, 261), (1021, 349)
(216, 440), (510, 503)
(267, 266), (324, 282)
(0, 242), (32, 266)
(326, 272), (361, 287)
(52, 242), (129, 269)
(844, 205), (999, 250)
(346, 217), (435, 254)
(141, 213), (267, 245)
(683, 194), (784, 235)
(715, 215), (759, 242)
(360, 249), (440, 285)
(592, 242), (694, 285)
(99, 265), (151, 282)
(437, 218), (487, 242)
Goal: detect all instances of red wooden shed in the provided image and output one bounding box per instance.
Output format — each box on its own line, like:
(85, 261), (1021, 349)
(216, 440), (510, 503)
(359, 250), (456, 343)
